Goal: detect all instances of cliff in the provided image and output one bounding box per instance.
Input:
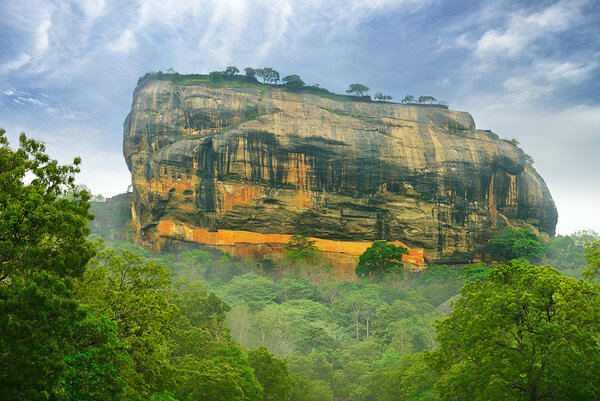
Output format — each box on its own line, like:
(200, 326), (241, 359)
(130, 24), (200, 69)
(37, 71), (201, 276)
(123, 78), (557, 269)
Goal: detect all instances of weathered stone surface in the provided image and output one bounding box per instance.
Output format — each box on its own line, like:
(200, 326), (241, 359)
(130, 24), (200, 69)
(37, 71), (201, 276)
(123, 79), (557, 266)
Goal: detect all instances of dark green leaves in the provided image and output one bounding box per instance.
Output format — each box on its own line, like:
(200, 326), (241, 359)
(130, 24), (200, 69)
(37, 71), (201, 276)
(0, 129), (94, 283)
(355, 241), (409, 279)
(429, 260), (600, 400)
(487, 226), (544, 262)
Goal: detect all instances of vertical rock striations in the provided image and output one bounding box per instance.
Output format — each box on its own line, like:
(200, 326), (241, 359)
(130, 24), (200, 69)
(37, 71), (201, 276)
(123, 79), (557, 267)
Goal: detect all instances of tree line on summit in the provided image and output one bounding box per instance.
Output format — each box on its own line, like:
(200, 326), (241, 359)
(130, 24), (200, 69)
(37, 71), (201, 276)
(2, 126), (600, 401)
(137, 66), (448, 106)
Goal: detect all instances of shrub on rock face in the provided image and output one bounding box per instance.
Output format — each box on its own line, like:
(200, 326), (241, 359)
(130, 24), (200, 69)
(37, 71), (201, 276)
(355, 241), (409, 279)
(284, 231), (321, 263)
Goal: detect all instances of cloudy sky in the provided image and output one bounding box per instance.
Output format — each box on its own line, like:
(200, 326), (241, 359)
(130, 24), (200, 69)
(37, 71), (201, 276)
(1, 0), (599, 234)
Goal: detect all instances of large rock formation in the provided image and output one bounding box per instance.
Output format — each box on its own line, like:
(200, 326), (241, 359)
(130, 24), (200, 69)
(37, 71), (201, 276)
(123, 78), (557, 268)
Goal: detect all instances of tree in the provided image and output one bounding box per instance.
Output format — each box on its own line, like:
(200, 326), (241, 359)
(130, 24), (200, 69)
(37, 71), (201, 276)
(244, 67), (256, 79)
(290, 375), (333, 401)
(487, 226), (544, 262)
(169, 279), (263, 401)
(373, 296), (437, 353)
(346, 83), (369, 96)
(505, 137), (520, 146)
(401, 95), (414, 103)
(0, 272), (86, 399)
(284, 230), (321, 263)
(374, 92), (392, 102)
(583, 240), (600, 281)
(179, 249), (212, 270)
(62, 315), (133, 401)
(76, 246), (178, 397)
(223, 66), (240, 76)
(543, 230), (599, 278)
(0, 129), (95, 283)
(220, 273), (277, 310)
(428, 260), (600, 400)
(275, 274), (318, 303)
(256, 67), (280, 84)
(0, 129), (96, 399)
(175, 357), (262, 401)
(209, 70), (224, 81)
(289, 375), (313, 401)
(355, 241), (408, 279)
(248, 347), (293, 401)
(367, 353), (438, 401)
(417, 95), (436, 104)
(282, 74), (305, 88)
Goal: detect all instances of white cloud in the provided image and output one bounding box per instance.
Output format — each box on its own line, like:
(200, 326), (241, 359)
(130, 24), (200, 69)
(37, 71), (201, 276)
(0, 54), (32, 74)
(107, 30), (138, 53)
(439, 0), (598, 110)
(2, 86), (88, 120)
(474, 1), (581, 59)
(2, 0), (434, 80)
(0, 2), (54, 74)
(117, 0), (433, 70)
(544, 60), (598, 83)
(436, 77), (450, 87)
(497, 58), (597, 104)
(80, 0), (106, 21)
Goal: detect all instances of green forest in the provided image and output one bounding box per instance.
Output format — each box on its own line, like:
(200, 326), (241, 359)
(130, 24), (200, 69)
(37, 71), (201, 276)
(2, 129), (600, 401)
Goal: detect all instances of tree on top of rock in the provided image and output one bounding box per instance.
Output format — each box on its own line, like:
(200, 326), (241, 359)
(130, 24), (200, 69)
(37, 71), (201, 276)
(256, 68), (280, 84)
(244, 67), (256, 79)
(374, 92), (393, 102)
(346, 83), (369, 96)
(282, 74), (305, 88)
(223, 66), (240, 76)
(418, 96), (436, 104)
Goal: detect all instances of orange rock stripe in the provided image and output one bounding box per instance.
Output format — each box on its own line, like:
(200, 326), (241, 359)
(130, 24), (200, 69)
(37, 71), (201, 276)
(156, 220), (425, 265)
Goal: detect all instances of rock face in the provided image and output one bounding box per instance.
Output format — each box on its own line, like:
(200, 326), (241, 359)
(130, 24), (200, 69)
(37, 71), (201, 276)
(123, 79), (557, 267)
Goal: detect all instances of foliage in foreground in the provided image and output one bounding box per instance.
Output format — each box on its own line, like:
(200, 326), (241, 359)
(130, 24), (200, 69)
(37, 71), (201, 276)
(0, 130), (267, 401)
(429, 260), (600, 400)
(0, 129), (96, 399)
